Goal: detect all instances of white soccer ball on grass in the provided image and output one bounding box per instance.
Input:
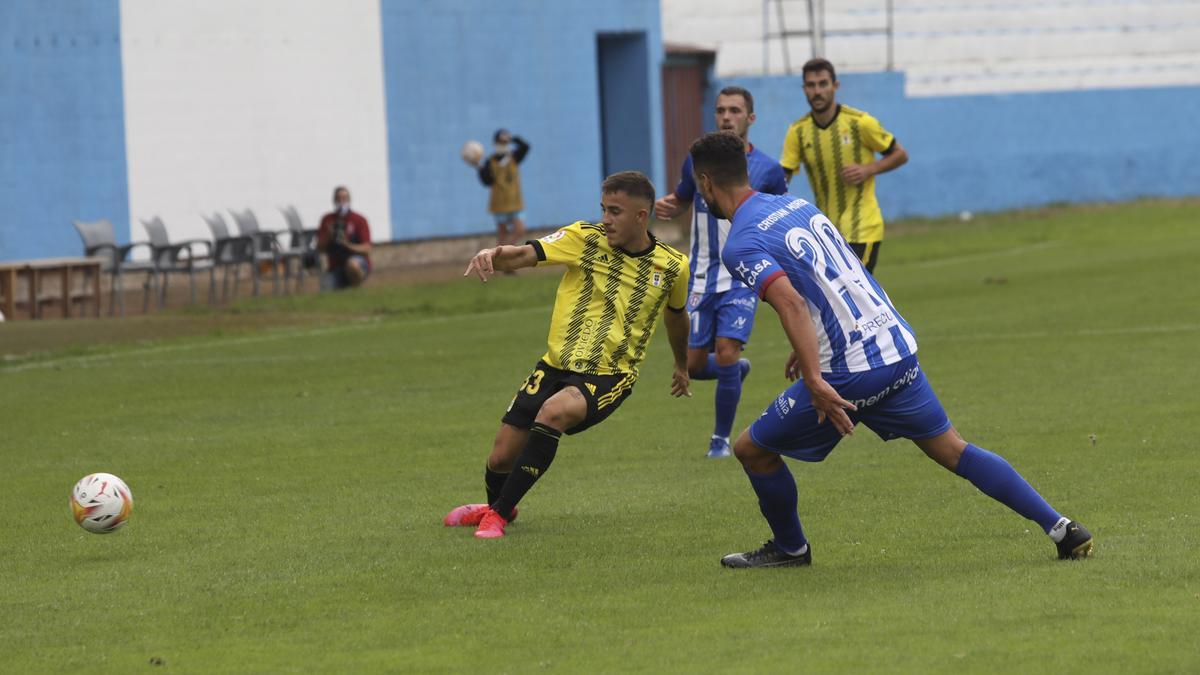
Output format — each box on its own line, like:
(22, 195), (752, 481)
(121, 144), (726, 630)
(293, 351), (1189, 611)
(71, 473), (134, 534)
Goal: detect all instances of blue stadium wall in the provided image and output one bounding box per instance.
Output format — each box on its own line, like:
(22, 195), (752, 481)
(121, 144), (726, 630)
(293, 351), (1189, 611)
(708, 72), (1200, 218)
(379, 0), (665, 240)
(0, 0), (664, 262)
(0, 0), (130, 263)
(3, 0), (1198, 263)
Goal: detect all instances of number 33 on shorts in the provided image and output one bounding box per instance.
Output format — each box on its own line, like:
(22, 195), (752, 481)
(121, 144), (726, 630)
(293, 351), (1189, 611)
(508, 368), (545, 412)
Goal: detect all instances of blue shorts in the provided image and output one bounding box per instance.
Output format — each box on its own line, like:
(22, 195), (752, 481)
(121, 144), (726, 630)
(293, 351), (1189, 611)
(493, 210), (525, 225)
(687, 286), (758, 350)
(749, 355), (952, 462)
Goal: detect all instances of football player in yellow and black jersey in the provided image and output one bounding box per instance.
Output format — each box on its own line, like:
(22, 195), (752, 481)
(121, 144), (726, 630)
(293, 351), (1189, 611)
(780, 58), (909, 273)
(444, 171), (692, 539)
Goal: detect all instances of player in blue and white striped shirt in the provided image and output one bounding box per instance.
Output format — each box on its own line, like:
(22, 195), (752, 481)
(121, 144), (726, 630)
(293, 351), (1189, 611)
(655, 87), (788, 459)
(686, 131), (1093, 567)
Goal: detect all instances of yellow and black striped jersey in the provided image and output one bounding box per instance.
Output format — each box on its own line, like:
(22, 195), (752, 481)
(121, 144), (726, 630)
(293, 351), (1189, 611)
(780, 105), (896, 244)
(528, 221), (689, 377)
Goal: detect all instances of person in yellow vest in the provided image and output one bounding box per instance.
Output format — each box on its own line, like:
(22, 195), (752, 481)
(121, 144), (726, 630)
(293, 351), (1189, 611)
(477, 128), (530, 247)
(780, 59), (908, 273)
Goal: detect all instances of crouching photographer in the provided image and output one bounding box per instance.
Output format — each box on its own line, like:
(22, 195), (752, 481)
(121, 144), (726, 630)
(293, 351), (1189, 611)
(317, 185), (372, 291)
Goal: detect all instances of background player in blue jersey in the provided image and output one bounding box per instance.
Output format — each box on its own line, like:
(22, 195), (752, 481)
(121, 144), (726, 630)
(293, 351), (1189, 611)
(687, 131), (1093, 567)
(654, 86), (789, 459)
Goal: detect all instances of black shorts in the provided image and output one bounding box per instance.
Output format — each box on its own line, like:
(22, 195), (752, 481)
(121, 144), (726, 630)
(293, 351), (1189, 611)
(848, 241), (881, 273)
(501, 361), (636, 435)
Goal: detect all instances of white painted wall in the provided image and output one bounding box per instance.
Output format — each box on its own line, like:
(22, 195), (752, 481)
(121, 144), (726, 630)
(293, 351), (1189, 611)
(120, 0), (391, 249)
(661, 0), (1200, 96)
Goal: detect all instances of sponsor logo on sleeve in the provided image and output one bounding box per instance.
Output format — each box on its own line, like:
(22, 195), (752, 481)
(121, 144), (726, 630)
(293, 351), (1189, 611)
(540, 230), (567, 244)
(735, 259), (774, 286)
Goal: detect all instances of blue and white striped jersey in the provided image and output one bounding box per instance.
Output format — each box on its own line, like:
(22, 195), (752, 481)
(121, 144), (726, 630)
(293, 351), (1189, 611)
(674, 146), (787, 295)
(723, 192), (917, 373)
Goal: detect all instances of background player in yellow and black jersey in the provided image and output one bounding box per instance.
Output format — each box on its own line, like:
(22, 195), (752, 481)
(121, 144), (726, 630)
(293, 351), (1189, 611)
(444, 171), (692, 539)
(780, 58), (909, 273)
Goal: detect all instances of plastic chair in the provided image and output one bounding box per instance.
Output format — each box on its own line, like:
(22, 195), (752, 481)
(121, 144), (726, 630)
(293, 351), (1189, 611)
(202, 212), (256, 301)
(72, 218), (158, 316)
(140, 216), (216, 307)
(228, 208), (282, 295)
(279, 205), (320, 292)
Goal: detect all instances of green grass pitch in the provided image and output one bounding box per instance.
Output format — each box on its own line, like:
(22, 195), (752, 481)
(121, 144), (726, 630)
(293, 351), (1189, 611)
(2, 200), (1198, 672)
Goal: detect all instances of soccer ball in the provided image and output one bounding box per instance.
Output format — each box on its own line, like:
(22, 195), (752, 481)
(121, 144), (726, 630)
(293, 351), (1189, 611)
(460, 139), (484, 166)
(71, 473), (133, 534)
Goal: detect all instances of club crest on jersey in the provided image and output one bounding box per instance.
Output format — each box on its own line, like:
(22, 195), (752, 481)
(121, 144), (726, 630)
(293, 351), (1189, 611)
(842, 134), (851, 146)
(652, 271), (663, 287)
(540, 230), (567, 244)
(688, 293), (701, 308)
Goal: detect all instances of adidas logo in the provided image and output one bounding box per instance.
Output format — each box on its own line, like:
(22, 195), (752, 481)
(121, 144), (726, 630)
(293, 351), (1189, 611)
(597, 253), (610, 263)
(522, 466), (540, 478)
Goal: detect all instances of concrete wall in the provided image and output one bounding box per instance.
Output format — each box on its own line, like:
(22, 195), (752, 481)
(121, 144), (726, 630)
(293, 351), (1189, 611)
(662, 0), (1200, 96)
(120, 0), (393, 249)
(1, 0), (664, 261)
(4, 1), (1195, 262)
(0, 0), (130, 262)
(379, 0), (664, 240)
(707, 71), (1200, 218)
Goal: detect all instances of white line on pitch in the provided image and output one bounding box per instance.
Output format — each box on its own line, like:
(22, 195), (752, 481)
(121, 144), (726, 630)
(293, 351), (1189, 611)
(1, 306), (549, 374)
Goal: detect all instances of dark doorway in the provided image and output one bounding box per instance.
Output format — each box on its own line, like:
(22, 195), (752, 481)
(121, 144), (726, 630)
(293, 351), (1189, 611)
(660, 45), (715, 190)
(596, 32), (652, 178)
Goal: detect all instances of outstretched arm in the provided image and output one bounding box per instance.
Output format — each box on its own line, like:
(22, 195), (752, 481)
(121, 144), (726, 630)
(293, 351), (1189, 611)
(762, 276), (856, 434)
(463, 244), (539, 281)
(663, 307), (692, 398)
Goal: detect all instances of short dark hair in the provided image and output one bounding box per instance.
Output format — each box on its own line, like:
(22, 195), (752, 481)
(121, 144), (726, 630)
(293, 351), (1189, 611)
(717, 86), (754, 113)
(802, 58), (837, 82)
(688, 132), (748, 188)
(601, 171), (655, 206)
(493, 128), (510, 143)
(332, 185), (350, 201)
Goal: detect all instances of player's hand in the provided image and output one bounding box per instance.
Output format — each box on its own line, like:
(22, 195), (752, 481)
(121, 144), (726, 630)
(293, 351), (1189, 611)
(464, 247), (497, 282)
(841, 164), (873, 186)
(654, 194), (681, 220)
(670, 365), (692, 398)
(807, 377), (856, 436)
(785, 351), (802, 381)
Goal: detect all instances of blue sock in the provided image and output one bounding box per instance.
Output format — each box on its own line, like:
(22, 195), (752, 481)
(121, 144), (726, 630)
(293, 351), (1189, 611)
(745, 464), (807, 553)
(713, 361), (742, 439)
(955, 444), (1061, 532)
(692, 354), (719, 380)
